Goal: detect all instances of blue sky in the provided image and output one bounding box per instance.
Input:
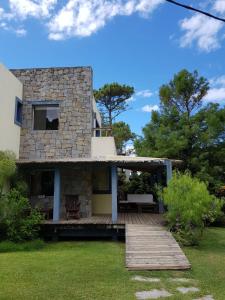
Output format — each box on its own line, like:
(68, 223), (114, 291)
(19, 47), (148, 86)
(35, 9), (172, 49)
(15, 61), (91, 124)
(1, 0), (225, 135)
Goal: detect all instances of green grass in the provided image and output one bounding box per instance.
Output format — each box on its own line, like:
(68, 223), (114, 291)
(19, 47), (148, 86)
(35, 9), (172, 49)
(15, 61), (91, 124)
(0, 239), (45, 253)
(0, 228), (224, 299)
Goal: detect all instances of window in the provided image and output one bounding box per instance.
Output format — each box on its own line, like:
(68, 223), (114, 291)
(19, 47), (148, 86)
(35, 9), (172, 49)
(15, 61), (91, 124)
(33, 105), (59, 130)
(95, 120), (101, 137)
(93, 167), (111, 194)
(15, 97), (23, 126)
(30, 171), (54, 196)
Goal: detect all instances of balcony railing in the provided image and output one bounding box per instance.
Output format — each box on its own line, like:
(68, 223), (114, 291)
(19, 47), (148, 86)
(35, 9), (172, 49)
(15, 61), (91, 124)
(92, 127), (113, 137)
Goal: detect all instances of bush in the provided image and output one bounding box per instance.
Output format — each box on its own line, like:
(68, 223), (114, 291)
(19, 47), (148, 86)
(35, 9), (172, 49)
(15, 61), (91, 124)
(0, 151), (16, 193)
(162, 172), (222, 246)
(0, 189), (43, 242)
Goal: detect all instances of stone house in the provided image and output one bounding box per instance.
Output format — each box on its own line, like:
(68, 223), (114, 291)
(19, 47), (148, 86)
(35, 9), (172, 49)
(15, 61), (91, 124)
(1, 64), (174, 223)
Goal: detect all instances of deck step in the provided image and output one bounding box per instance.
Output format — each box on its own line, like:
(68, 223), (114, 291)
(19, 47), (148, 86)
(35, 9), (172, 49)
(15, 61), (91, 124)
(125, 224), (190, 270)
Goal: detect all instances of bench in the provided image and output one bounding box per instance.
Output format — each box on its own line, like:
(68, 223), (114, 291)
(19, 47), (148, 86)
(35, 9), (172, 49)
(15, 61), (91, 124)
(119, 194), (157, 213)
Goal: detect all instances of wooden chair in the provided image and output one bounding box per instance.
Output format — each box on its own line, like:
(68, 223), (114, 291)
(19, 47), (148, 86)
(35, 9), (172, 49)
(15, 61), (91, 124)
(65, 195), (80, 220)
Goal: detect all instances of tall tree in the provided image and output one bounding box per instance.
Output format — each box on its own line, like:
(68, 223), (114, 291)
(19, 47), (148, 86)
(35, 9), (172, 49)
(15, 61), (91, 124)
(94, 83), (134, 126)
(135, 70), (225, 193)
(160, 69), (209, 119)
(112, 121), (135, 154)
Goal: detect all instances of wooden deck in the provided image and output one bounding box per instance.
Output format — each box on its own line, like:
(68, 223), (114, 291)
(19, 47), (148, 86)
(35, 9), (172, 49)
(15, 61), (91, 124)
(44, 213), (164, 226)
(126, 224), (190, 270)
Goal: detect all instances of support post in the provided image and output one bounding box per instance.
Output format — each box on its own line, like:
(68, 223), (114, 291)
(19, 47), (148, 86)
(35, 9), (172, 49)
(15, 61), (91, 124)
(111, 165), (118, 223)
(157, 169), (164, 214)
(166, 160), (172, 184)
(53, 168), (61, 222)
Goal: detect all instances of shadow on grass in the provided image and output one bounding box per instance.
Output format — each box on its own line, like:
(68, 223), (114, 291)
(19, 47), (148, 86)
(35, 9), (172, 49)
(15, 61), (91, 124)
(0, 239), (45, 253)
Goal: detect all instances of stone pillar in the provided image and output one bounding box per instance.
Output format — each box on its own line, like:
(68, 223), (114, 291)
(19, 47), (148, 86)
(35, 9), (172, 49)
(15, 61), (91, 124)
(111, 165), (118, 223)
(53, 168), (61, 222)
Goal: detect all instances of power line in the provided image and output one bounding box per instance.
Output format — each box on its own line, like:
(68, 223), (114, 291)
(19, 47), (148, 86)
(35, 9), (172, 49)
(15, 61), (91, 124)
(165, 0), (225, 23)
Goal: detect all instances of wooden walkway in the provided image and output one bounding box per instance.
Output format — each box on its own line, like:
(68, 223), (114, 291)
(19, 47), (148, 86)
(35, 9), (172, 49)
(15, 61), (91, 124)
(126, 224), (190, 270)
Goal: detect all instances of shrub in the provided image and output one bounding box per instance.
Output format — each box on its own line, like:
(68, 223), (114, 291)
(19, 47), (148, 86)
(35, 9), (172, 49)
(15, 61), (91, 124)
(0, 151), (16, 193)
(162, 172), (222, 246)
(0, 189), (43, 242)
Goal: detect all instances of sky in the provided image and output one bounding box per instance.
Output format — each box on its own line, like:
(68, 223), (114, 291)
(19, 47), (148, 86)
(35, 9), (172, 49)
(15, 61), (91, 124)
(1, 0), (225, 135)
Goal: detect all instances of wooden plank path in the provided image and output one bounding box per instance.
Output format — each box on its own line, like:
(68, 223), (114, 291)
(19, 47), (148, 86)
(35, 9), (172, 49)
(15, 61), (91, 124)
(126, 224), (190, 270)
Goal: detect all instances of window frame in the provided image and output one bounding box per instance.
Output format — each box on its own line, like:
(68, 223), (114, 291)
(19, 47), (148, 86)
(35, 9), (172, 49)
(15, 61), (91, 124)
(32, 104), (59, 131)
(14, 97), (23, 127)
(92, 166), (112, 194)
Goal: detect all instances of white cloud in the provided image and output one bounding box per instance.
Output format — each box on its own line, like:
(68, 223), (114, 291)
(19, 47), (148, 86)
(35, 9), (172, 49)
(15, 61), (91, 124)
(204, 75), (225, 103)
(179, 14), (224, 52)
(15, 28), (27, 36)
(213, 0), (225, 14)
(8, 0), (57, 19)
(136, 89), (153, 98)
(204, 88), (225, 103)
(0, 0), (164, 39)
(141, 104), (159, 112)
(179, 0), (225, 52)
(0, 6), (13, 21)
(126, 96), (135, 103)
(0, 1), (56, 37)
(210, 75), (225, 87)
(48, 0), (164, 40)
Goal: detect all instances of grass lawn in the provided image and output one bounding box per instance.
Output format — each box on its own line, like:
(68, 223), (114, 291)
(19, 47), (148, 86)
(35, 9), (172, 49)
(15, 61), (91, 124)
(0, 228), (225, 300)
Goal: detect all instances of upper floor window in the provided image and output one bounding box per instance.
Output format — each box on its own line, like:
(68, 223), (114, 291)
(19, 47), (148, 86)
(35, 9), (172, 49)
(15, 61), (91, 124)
(33, 105), (59, 130)
(15, 97), (23, 126)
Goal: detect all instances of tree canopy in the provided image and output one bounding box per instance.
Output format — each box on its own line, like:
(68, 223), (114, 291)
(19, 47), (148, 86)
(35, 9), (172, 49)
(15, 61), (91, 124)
(160, 69), (209, 118)
(112, 121), (135, 154)
(94, 83), (134, 126)
(135, 69), (225, 193)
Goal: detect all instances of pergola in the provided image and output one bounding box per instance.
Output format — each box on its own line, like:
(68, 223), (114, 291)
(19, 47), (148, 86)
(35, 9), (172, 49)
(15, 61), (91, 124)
(17, 156), (181, 223)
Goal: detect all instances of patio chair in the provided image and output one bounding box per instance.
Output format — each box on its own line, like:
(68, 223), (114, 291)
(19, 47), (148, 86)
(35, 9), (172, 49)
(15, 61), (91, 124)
(36, 201), (53, 220)
(65, 195), (80, 220)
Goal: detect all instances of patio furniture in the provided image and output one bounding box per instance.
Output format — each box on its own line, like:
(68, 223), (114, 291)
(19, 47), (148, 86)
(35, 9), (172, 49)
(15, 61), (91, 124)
(65, 195), (80, 220)
(34, 199), (53, 220)
(39, 207), (53, 220)
(119, 194), (157, 213)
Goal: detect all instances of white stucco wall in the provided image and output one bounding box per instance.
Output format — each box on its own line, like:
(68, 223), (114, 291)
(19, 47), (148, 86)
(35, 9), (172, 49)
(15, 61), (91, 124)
(0, 63), (23, 158)
(91, 137), (117, 157)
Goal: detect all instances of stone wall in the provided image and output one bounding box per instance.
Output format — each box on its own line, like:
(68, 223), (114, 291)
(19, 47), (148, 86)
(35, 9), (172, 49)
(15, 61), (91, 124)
(11, 67), (93, 159)
(61, 167), (92, 218)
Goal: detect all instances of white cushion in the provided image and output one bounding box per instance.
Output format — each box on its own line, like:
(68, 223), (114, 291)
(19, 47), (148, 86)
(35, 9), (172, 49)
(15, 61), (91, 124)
(127, 194), (155, 204)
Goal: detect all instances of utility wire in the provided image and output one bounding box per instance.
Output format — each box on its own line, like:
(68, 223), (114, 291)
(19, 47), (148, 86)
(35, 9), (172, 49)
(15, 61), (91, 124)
(165, 0), (225, 23)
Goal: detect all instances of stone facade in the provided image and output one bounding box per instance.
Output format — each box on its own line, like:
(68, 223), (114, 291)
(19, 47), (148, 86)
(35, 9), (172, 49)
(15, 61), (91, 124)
(61, 167), (92, 218)
(11, 66), (95, 218)
(11, 67), (93, 159)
